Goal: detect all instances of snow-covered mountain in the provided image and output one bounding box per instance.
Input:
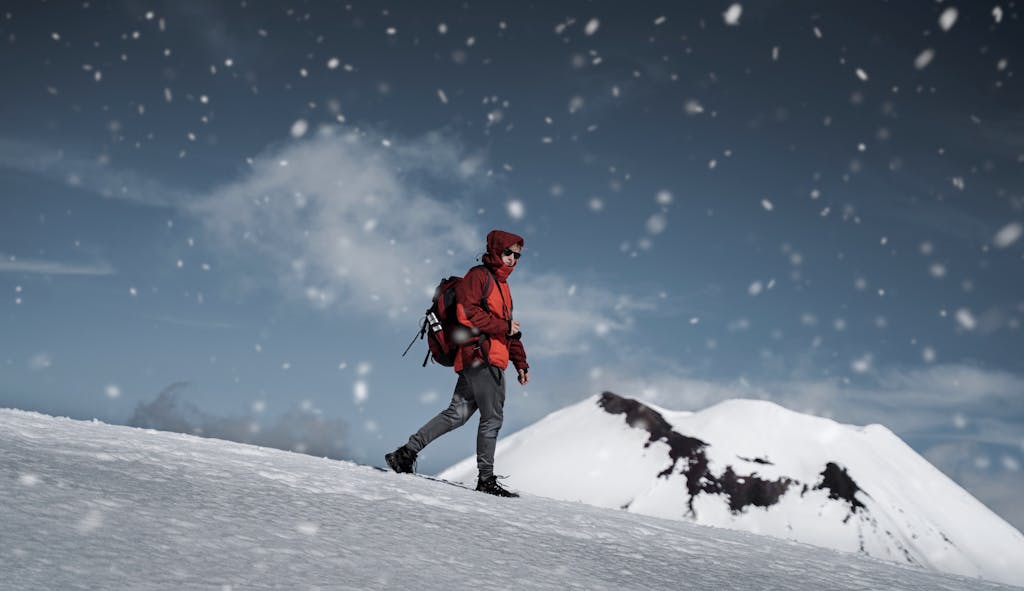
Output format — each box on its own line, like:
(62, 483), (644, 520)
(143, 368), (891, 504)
(2, 408), (1019, 590)
(440, 392), (1024, 587)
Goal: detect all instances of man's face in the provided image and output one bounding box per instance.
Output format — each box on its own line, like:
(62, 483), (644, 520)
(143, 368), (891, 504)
(501, 244), (522, 267)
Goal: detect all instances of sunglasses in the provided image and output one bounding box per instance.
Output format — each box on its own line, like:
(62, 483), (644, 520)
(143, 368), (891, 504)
(502, 248), (522, 260)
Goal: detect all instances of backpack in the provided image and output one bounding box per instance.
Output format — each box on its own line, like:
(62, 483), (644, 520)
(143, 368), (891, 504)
(403, 265), (494, 367)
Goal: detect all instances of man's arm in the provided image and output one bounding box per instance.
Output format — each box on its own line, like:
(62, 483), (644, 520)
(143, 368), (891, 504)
(509, 339), (528, 373)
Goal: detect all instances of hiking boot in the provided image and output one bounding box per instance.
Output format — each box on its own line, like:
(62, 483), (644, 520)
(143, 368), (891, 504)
(476, 475), (519, 498)
(385, 445), (417, 474)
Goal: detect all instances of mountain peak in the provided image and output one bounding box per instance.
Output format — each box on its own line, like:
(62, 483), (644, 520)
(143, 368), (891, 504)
(441, 393), (1024, 586)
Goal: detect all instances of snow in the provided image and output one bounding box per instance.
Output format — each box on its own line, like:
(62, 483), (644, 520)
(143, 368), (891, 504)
(915, 49), (936, 70)
(939, 7), (959, 32)
(723, 4), (743, 26)
(993, 223), (1022, 248)
(440, 395), (1024, 587)
(290, 119), (309, 139)
(2, 408), (1016, 590)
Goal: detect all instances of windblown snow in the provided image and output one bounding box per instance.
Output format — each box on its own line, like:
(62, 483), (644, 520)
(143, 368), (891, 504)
(1, 408), (1018, 590)
(441, 393), (1024, 587)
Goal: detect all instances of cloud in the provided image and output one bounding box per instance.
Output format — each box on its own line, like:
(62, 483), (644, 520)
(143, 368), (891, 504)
(3, 127), (656, 363)
(0, 254), (115, 276)
(128, 382), (349, 459)
(597, 362), (1024, 444)
(188, 127), (648, 361)
(189, 128), (484, 318)
(0, 138), (187, 206)
(513, 271), (655, 357)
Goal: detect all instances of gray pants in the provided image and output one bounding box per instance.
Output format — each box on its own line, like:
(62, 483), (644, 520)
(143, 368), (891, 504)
(406, 364), (506, 479)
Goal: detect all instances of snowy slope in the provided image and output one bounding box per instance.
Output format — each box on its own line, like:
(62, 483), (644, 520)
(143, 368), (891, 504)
(2, 409), (1018, 590)
(440, 393), (1024, 587)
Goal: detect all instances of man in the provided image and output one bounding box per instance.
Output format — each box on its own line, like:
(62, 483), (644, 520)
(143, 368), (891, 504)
(386, 230), (529, 497)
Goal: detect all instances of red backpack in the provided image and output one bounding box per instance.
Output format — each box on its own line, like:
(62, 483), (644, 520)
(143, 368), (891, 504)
(403, 265), (494, 367)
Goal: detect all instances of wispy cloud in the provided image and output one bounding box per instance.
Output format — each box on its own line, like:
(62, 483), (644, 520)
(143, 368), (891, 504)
(2, 128), (659, 362)
(592, 362), (1024, 444)
(514, 271), (656, 357)
(189, 127), (649, 360)
(189, 128), (485, 317)
(0, 138), (187, 206)
(0, 254), (115, 276)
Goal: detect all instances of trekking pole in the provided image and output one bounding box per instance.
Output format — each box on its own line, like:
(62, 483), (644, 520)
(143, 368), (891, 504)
(402, 318), (428, 357)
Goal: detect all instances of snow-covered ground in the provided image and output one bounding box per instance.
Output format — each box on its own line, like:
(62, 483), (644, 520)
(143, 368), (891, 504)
(440, 393), (1024, 587)
(2, 408), (1018, 590)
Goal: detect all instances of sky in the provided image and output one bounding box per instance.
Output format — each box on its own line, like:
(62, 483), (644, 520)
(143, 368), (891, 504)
(1, 1), (1022, 529)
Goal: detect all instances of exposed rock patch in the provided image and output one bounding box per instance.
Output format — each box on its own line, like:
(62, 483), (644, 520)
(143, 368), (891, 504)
(598, 392), (800, 515)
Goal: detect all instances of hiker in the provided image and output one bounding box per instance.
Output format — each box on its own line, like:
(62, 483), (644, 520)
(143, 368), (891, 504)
(386, 230), (529, 497)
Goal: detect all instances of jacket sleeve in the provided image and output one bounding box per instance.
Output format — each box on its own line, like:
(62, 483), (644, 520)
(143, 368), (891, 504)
(455, 268), (509, 338)
(509, 338), (528, 372)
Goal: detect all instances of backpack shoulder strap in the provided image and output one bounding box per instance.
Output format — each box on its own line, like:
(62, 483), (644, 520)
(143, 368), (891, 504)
(476, 264), (510, 319)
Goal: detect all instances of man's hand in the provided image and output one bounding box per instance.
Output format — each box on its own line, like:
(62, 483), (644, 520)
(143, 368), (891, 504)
(509, 320), (521, 336)
(517, 368), (529, 385)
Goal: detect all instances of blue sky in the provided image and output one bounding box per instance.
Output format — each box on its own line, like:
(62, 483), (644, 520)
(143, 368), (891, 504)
(1, 2), (1022, 529)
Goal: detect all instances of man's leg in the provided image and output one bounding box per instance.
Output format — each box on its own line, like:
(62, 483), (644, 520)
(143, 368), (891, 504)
(405, 372), (477, 454)
(464, 365), (506, 479)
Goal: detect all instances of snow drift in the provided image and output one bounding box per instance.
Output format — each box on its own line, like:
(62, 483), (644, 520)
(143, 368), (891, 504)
(440, 393), (1024, 587)
(2, 407), (1018, 590)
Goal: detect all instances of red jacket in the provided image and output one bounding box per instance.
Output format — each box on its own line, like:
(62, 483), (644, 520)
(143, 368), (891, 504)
(453, 230), (529, 374)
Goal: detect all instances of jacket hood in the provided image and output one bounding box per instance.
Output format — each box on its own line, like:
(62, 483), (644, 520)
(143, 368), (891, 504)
(482, 230), (524, 281)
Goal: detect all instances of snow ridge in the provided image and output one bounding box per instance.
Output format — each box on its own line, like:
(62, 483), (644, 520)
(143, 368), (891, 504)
(2, 407), (1018, 590)
(440, 393), (1024, 587)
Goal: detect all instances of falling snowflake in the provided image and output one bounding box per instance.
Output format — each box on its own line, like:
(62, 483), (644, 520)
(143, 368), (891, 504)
(290, 119), (308, 138)
(851, 354), (873, 374)
(914, 49), (935, 70)
(646, 214), (667, 235)
(993, 222), (1022, 248)
(939, 7), (959, 31)
(353, 381), (369, 403)
(723, 3), (743, 26)
(956, 308), (977, 331)
(508, 200), (525, 220)
(584, 18), (600, 36)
